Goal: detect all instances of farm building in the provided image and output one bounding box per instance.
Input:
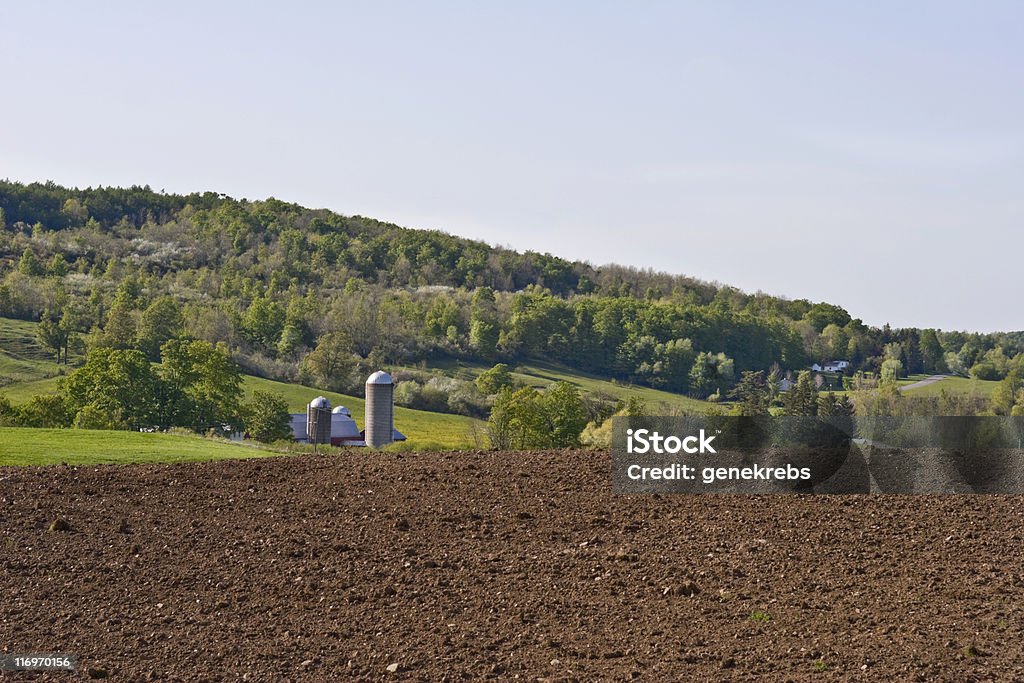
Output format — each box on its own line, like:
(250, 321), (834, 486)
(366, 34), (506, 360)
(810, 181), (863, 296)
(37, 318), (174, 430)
(287, 371), (406, 447)
(811, 360), (850, 373)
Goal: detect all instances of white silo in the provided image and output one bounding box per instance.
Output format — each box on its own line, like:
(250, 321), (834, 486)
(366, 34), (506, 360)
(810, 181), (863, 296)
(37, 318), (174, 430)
(307, 396), (332, 445)
(364, 371), (394, 448)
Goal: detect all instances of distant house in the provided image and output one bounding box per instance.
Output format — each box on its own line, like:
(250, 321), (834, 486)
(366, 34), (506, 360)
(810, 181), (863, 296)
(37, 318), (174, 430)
(812, 360), (850, 373)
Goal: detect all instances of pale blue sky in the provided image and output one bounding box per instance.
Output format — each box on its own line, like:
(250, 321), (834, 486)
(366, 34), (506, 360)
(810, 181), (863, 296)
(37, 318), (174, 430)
(2, 2), (1021, 331)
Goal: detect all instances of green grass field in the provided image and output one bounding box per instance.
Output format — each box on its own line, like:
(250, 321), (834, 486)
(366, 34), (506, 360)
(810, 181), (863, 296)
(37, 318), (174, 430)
(780, 373), (998, 398)
(0, 428), (279, 466)
(900, 375), (999, 398)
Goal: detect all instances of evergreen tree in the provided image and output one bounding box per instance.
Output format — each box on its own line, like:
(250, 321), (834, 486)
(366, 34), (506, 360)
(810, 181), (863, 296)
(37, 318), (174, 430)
(783, 371), (818, 416)
(18, 248), (42, 276)
(730, 370), (771, 416)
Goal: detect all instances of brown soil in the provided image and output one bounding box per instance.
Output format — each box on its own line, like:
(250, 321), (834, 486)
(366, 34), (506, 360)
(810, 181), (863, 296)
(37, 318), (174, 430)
(1, 450), (1023, 681)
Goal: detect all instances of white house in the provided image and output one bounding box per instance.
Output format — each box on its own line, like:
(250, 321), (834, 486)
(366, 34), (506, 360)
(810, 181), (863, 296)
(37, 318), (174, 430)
(812, 360), (850, 373)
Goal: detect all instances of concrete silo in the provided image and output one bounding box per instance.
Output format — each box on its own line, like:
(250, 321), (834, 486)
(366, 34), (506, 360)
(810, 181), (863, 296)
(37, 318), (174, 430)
(307, 396), (332, 445)
(364, 371), (394, 448)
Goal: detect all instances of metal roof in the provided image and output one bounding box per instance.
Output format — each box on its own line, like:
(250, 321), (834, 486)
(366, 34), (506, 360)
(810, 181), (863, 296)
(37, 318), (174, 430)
(365, 370), (394, 385)
(331, 411), (361, 437)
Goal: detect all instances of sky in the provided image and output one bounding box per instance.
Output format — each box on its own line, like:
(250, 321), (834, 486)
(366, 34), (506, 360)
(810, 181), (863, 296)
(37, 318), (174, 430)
(2, 1), (1022, 332)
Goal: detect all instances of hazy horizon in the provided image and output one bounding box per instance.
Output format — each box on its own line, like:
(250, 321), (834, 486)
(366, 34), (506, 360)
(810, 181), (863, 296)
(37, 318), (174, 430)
(3, 2), (1021, 332)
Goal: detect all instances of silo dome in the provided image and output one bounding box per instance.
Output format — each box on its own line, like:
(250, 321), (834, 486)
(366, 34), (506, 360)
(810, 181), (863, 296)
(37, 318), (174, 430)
(332, 405), (352, 416)
(309, 396), (331, 409)
(366, 370), (394, 385)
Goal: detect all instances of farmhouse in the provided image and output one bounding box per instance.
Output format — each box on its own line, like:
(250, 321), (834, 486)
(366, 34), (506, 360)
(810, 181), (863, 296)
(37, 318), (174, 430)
(811, 360), (850, 373)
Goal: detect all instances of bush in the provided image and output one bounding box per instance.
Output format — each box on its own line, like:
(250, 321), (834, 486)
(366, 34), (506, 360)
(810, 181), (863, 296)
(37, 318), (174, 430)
(393, 380), (422, 407)
(969, 362), (1001, 381)
(74, 404), (127, 430)
(243, 390), (292, 443)
(476, 363), (514, 394)
(394, 375), (489, 417)
(446, 384), (488, 418)
(487, 382), (587, 449)
(17, 395), (70, 428)
(0, 395), (16, 426)
(582, 390), (618, 425)
(237, 352), (299, 384)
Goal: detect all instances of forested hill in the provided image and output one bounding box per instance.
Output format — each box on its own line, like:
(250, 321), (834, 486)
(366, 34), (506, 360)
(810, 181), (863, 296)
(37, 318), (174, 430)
(0, 180), (716, 299)
(1, 179), (1021, 401)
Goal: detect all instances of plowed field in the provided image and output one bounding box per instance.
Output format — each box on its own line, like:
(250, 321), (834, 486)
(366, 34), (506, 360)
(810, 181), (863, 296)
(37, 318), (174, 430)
(2, 450), (1023, 681)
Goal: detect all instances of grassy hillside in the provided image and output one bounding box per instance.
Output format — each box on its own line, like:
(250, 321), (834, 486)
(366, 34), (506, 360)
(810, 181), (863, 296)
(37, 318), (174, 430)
(0, 317), (62, 385)
(413, 358), (714, 413)
(0, 376), (62, 403)
(242, 376), (484, 450)
(0, 428), (278, 466)
(900, 375), (999, 398)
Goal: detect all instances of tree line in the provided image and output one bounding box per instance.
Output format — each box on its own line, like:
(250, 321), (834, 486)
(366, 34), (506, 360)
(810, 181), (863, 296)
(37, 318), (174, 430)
(2, 180), (1023, 418)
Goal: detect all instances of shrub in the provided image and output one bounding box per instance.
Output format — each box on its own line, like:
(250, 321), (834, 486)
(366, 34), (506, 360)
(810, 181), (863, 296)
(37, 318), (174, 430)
(969, 362), (1001, 381)
(0, 395), (16, 426)
(487, 382), (587, 449)
(17, 395), (70, 428)
(393, 380), (422, 407)
(476, 363), (514, 394)
(74, 404), (127, 430)
(243, 391), (292, 443)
